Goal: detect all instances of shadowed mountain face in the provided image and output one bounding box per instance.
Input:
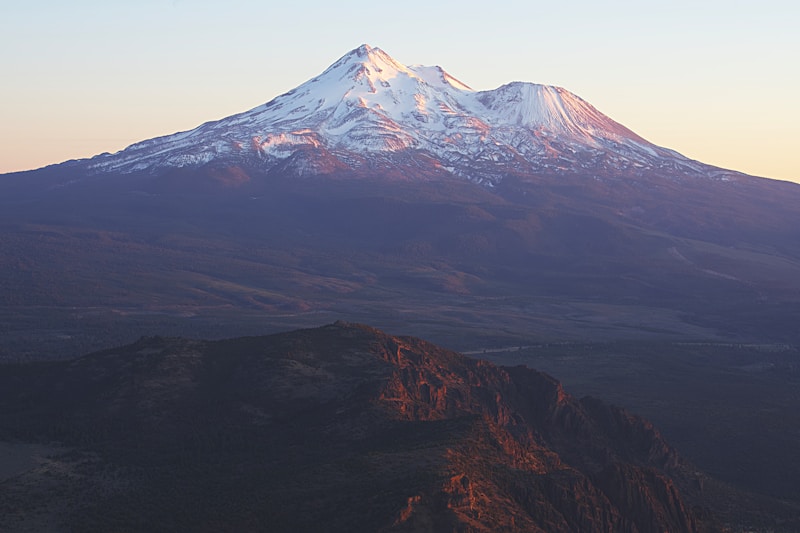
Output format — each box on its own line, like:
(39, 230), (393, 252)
(2, 167), (800, 362)
(0, 323), (740, 532)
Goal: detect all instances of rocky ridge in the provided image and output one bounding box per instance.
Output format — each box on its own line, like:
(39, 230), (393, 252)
(0, 323), (730, 532)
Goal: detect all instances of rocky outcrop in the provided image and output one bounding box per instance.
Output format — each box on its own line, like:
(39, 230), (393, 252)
(0, 322), (720, 532)
(355, 324), (704, 531)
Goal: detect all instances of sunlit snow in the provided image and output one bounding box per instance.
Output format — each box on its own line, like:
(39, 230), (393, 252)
(88, 44), (719, 183)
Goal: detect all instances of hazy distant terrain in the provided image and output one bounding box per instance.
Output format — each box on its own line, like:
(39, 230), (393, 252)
(2, 172), (800, 362)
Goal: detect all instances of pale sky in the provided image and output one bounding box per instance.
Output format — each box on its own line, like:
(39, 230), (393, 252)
(1, 0), (798, 182)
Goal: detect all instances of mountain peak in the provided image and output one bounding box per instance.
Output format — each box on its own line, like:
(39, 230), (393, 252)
(351, 43), (388, 61)
(81, 44), (727, 183)
(477, 81), (648, 143)
(354, 42), (374, 55)
(321, 43), (411, 83)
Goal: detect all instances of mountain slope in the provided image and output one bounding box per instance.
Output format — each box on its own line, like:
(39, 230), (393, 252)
(0, 322), (738, 532)
(48, 44), (730, 184)
(1, 42), (799, 352)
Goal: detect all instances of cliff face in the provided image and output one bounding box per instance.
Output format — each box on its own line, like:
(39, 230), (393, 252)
(368, 330), (701, 532)
(0, 322), (717, 532)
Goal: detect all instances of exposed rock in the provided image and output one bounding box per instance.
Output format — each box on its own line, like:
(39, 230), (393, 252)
(0, 322), (729, 531)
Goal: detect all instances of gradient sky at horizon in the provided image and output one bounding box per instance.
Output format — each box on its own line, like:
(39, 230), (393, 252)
(1, 0), (798, 182)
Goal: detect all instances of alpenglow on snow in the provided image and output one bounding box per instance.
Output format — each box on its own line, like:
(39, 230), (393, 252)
(86, 44), (733, 185)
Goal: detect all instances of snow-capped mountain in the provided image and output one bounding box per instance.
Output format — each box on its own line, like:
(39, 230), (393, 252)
(85, 44), (735, 185)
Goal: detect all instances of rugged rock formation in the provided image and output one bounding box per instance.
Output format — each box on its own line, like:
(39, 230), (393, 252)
(370, 331), (702, 532)
(0, 322), (729, 532)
